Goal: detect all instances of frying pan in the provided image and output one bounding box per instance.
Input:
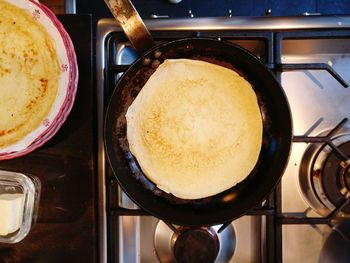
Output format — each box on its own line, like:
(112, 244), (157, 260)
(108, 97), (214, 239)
(104, 0), (292, 226)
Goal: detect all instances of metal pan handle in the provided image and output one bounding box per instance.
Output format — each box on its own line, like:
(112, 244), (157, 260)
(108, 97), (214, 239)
(104, 0), (156, 55)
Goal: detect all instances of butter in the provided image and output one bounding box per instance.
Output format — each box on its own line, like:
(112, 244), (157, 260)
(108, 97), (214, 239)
(0, 193), (25, 236)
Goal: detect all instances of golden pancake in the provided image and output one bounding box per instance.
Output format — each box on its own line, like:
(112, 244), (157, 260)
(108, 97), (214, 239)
(0, 0), (60, 148)
(126, 59), (262, 199)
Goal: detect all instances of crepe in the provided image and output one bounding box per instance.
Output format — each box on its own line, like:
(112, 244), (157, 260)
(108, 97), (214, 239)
(0, 0), (60, 148)
(126, 59), (262, 199)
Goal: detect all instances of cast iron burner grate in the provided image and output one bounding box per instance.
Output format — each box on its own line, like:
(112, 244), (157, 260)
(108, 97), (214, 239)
(281, 118), (350, 224)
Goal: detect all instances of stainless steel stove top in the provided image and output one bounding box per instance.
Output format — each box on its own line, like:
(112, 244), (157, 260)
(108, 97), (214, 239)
(279, 36), (350, 263)
(97, 16), (350, 263)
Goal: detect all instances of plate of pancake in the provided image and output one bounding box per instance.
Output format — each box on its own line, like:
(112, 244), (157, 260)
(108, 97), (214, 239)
(0, 0), (78, 159)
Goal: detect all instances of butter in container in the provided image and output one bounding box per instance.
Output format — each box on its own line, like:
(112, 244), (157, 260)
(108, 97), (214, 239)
(0, 170), (40, 243)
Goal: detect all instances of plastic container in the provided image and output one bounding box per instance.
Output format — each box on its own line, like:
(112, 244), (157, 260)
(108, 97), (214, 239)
(0, 170), (40, 243)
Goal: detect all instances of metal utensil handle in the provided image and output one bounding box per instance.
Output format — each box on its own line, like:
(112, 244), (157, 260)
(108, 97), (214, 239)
(104, 0), (156, 55)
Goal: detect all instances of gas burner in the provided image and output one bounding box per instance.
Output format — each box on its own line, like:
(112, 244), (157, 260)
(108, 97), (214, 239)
(154, 221), (236, 263)
(299, 130), (350, 217)
(319, 220), (350, 263)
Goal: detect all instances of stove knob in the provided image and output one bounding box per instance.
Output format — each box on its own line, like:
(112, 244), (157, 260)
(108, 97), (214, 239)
(168, 0), (182, 3)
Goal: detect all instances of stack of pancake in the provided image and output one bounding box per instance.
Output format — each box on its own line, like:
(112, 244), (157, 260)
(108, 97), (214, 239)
(0, 0), (60, 148)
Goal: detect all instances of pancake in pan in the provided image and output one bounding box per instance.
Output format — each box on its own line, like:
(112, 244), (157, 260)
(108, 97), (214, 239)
(126, 59), (262, 199)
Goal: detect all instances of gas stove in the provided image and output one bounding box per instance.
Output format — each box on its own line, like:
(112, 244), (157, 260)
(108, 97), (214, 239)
(97, 16), (350, 263)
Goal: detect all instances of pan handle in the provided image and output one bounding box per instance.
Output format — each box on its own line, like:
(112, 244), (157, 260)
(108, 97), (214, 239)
(104, 0), (156, 55)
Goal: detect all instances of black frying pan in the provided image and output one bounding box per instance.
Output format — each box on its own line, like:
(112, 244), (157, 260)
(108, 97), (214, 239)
(104, 0), (292, 227)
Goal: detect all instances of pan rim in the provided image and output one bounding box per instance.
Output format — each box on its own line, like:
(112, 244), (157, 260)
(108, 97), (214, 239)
(104, 37), (293, 226)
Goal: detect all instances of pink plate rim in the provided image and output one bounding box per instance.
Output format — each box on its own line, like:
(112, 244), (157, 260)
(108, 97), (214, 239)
(0, 0), (79, 159)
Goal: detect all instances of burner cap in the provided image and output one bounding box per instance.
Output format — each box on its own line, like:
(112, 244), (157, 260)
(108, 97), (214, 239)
(322, 142), (350, 214)
(338, 160), (350, 195)
(173, 228), (219, 263)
